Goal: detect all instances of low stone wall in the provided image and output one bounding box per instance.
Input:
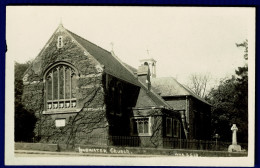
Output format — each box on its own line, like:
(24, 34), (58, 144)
(15, 142), (247, 157)
(15, 142), (58, 152)
(75, 145), (247, 157)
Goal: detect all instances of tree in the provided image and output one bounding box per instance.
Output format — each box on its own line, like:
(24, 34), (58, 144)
(187, 73), (211, 98)
(207, 76), (237, 142)
(233, 40), (248, 143)
(15, 61), (30, 102)
(15, 61), (37, 142)
(236, 39), (248, 60)
(207, 40), (248, 143)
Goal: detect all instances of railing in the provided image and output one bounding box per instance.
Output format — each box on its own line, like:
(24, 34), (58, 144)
(110, 136), (247, 151)
(27, 135), (248, 151)
(163, 138), (233, 151)
(108, 136), (141, 147)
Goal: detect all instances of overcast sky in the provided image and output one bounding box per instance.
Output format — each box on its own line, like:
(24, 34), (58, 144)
(6, 6), (255, 89)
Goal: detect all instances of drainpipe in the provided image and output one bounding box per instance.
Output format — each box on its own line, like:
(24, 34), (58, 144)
(179, 120), (182, 149)
(186, 96), (189, 124)
(180, 110), (188, 139)
(185, 96), (190, 139)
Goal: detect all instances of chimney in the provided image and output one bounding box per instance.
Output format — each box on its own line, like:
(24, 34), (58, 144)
(137, 63), (151, 90)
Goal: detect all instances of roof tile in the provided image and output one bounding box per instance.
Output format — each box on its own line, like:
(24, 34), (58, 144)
(151, 77), (210, 105)
(66, 29), (172, 108)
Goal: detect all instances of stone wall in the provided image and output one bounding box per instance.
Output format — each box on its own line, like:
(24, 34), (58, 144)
(189, 97), (211, 140)
(149, 115), (163, 148)
(15, 142), (248, 157)
(22, 27), (108, 147)
(131, 109), (164, 148)
(165, 96), (211, 140)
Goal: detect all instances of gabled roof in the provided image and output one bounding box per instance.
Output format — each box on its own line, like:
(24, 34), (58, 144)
(65, 28), (172, 109)
(151, 77), (210, 105)
(123, 63), (137, 73)
(139, 83), (173, 109)
(66, 29), (140, 86)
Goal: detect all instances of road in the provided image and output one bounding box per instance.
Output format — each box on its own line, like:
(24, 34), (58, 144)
(15, 150), (170, 157)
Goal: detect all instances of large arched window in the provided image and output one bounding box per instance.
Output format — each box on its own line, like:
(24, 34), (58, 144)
(44, 62), (78, 112)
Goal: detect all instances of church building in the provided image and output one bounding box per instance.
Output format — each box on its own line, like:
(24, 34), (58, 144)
(21, 24), (211, 148)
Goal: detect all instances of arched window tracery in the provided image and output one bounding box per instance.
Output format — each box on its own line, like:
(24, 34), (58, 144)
(44, 63), (78, 112)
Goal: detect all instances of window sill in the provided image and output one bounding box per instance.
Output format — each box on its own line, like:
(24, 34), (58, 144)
(132, 133), (152, 136)
(43, 108), (81, 114)
(109, 112), (122, 117)
(166, 135), (179, 138)
(115, 113), (122, 117)
(138, 133), (152, 136)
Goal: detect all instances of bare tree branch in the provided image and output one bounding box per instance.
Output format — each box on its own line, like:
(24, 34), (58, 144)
(187, 73), (211, 98)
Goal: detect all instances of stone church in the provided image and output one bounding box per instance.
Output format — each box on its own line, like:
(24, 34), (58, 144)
(21, 24), (211, 148)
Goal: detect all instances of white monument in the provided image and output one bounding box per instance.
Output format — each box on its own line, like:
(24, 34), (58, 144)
(228, 124), (242, 152)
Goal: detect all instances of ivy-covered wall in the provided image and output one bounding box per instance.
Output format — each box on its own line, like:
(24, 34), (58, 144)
(21, 25), (184, 149)
(105, 74), (140, 137)
(22, 26), (108, 147)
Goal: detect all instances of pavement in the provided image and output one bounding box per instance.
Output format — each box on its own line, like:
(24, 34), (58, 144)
(15, 150), (171, 157)
(15, 148), (248, 157)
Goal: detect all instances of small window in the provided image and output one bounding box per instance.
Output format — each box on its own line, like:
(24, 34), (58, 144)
(132, 117), (150, 136)
(57, 36), (63, 48)
(166, 117), (172, 136)
(166, 117), (180, 137)
(173, 120), (179, 137)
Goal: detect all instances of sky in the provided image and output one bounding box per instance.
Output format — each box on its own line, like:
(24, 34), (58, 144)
(6, 6), (255, 90)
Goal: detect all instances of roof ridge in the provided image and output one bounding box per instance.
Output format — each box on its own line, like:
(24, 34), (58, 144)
(152, 77), (193, 95)
(181, 84), (211, 105)
(172, 78), (192, 95)
(65, 27), (173, 109)
(168, 78), (210, 105)
(182, 84), (196, 95)
(138, 81), (173, 109)
(123, 62), (137, 72)
(66, 29), (112, 55)
(152, 77), (210, 105)
(66, 28), (138, 78)
(110, 51), (138, 76)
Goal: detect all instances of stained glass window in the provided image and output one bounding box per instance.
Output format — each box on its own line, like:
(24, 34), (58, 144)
(59, 66), (64, 99)
(45, 63), (78, 111)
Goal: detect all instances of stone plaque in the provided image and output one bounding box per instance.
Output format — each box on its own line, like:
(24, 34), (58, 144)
(55, 119), (66, 127)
